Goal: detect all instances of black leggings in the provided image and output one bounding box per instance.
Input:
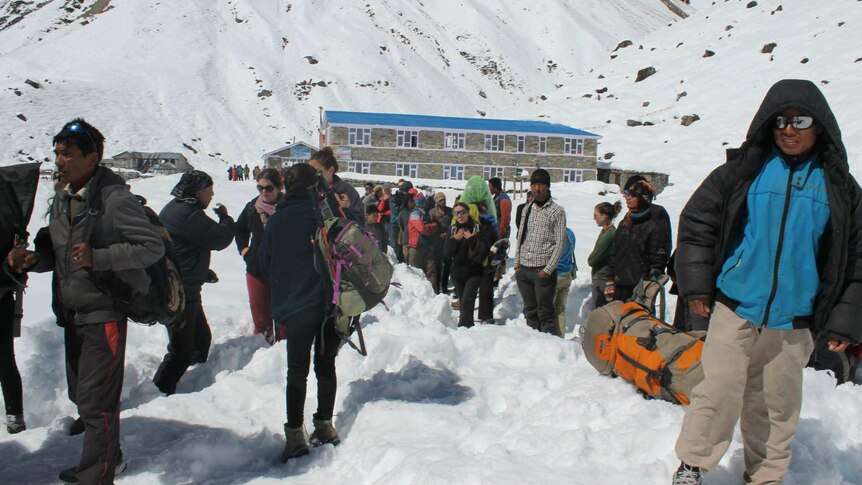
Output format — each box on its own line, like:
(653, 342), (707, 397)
(0, 291), (23, 416)
(284, 306), (339, 428)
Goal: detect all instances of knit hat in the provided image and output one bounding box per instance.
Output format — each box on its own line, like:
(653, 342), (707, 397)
(625, 179), (655, 206)
(434, 192), (446, 202)
(171, 170), (213, 200)
(530, 168), (551, 187)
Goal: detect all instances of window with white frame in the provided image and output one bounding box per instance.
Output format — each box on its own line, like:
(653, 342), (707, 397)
(443, 165), (465, 181)
(396, 130), (419, 148)
(563, 169), (585, 183)
(347, 161), (371, 174)
(444, 132), (466, 150)
(563, 137), (584, 155)
(516, 135), (526, 153)
(483, 166), (505, 180)
(538, 136), (547, 153)
(484, 134), (505, 152)
(395, 163), (418, 178)
(348, 128), (371, 146)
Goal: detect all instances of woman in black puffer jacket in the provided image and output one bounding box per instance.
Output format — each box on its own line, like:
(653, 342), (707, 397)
(444, 201), (496, 328)
(606, 179), (670, 302)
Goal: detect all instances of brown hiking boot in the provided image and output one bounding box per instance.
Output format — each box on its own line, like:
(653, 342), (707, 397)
(281, 425), (309, 462)
(309, 419), (341, 447)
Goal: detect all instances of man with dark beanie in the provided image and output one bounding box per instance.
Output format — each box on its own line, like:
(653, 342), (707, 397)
(671, 80), (862, 484)
(514, 168), (567, 336)
(153, 170), (235, 395)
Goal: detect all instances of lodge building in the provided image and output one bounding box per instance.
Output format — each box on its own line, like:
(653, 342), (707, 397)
(318, 110), (601, 183)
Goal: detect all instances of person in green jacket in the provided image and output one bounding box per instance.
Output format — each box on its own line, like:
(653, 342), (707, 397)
(588, 201), (621, 308)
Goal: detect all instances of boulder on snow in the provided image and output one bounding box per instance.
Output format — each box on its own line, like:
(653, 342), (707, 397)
(614, 40), (633, 52)
(635, 67), (657, 82)
(762, 42), (777, 54)
(16, 113), (27, 122)
(24, 79), (40, 89)
(626, 119), (643, 127)
(680, 115), (700, 126)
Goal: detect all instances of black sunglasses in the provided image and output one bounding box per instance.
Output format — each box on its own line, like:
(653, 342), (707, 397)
(454, 209), (468, 217)
(65, 122), (98, 154)
(257, 184), (276, 193)
(774, 115), (814, 130)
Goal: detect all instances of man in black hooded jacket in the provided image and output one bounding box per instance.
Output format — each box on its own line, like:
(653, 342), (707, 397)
(671, 80), (862, 485)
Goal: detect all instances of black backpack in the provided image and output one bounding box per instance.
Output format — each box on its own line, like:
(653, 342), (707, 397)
(86, 186), (185, 326)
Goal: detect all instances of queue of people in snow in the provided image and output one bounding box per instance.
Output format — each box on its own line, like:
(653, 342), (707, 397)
(1, 80), (861, 485)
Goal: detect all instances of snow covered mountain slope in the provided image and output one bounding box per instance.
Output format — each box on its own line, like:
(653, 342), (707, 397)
(0, 0), (688, 167)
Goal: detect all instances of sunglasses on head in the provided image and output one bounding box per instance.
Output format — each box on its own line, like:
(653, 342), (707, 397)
(774, 115), (814, 130)
(65, 122), (97, 154)
(257, 184), (276, 193)
(454, 209), (468, 217)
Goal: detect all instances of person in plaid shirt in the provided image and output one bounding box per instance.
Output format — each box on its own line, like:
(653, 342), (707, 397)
(514, 168), (567, 336)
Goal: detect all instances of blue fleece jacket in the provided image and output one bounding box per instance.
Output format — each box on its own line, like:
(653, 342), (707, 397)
(556, 228), (577, 275)
(716, 150), (830, 329)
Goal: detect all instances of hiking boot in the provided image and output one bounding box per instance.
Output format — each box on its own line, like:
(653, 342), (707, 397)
(309, 418), (341, 447)
(672, 462), (703, 485)
(281, 425), (310, 462)
(6, 414), (25, 434)
(451, 300), (460, 309)
(59, 460), (127, 483)
(67, 416), (85, 436)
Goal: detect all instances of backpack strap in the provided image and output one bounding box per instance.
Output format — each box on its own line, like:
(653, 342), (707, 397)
(517, 202), (532, 249)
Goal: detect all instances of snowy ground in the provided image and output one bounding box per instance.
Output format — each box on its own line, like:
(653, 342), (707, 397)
(0, 174), (860, 485)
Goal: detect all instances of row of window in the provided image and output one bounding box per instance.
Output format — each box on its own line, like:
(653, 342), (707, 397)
(344, 161), (586, 182)
(346, 128), (585, 155)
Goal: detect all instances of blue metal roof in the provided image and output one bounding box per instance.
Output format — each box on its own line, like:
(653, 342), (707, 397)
(325, 111), (600, 138)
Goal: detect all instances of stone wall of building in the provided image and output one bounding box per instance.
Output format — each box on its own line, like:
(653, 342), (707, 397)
(330, 127), (348, 145)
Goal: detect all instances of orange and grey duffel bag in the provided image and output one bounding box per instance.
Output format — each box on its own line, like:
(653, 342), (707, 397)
(580, 300), (705, 405)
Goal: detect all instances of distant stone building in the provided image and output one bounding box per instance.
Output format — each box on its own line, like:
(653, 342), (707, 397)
(261, 141), (318, 169)
(596, 161), (670, 194)
(104, 151), (192, 175)
(319, 110), (601, 183)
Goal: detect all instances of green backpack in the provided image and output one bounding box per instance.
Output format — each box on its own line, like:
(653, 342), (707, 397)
(315, 217), (393, 355)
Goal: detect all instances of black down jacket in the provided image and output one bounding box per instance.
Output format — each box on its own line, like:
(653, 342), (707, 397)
(675, 79), (862, 344)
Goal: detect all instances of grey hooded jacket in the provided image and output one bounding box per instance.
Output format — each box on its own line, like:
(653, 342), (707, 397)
(33, 167), (165, 325)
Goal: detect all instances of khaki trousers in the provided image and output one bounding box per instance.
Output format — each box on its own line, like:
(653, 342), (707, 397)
(407, 246), (437, 290)
(553, 271), (573, 337)
(675, 302), (814, 484)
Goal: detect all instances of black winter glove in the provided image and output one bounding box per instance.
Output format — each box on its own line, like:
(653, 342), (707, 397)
(213, 203), (229, 219)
